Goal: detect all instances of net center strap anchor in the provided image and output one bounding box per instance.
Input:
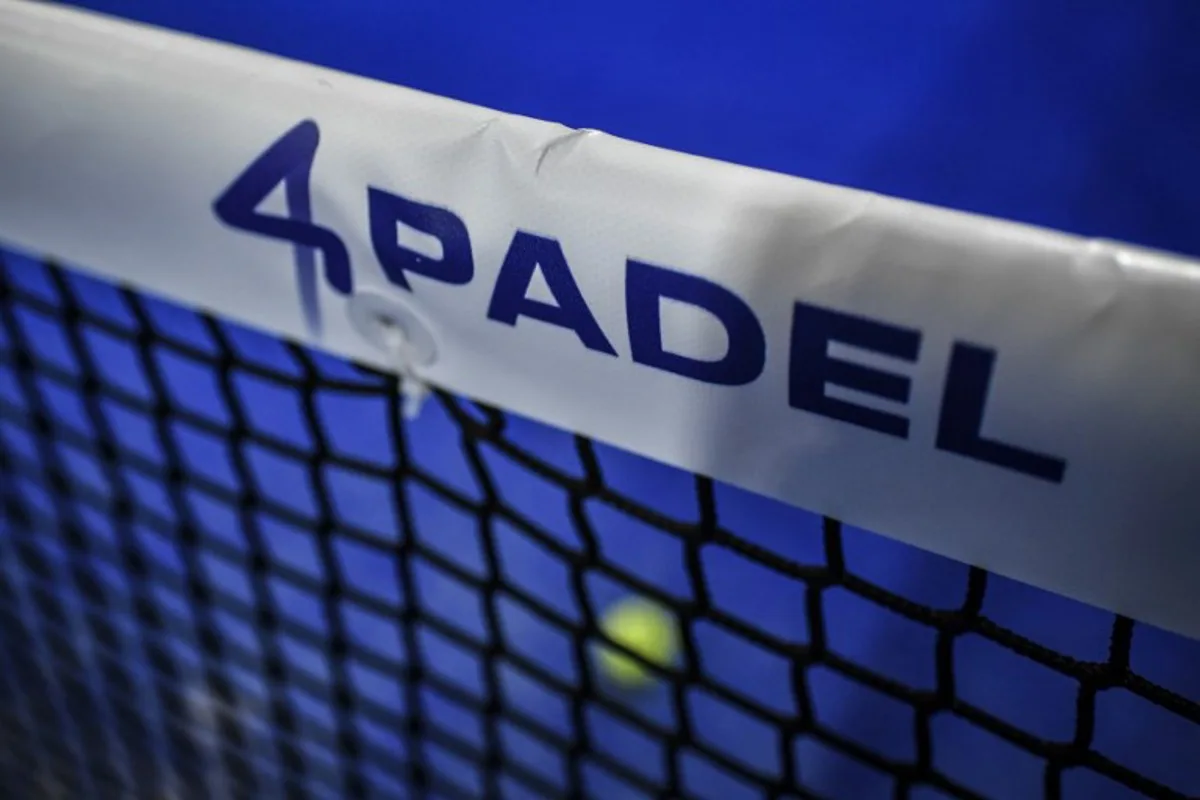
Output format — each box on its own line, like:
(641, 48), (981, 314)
(347, 291), (439, 420)
(380, 319), (431, 419)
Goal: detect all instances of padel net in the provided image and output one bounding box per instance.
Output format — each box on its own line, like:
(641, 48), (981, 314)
(1, 2), (1198, 798)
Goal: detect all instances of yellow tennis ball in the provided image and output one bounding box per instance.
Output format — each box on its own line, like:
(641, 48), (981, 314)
(595, 598), (679, 688)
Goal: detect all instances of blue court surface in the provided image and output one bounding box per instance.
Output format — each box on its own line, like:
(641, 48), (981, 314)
(2, 1), (1200, 798)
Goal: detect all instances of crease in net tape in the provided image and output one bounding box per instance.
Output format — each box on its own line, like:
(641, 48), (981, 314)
(347, 291), (437, 419)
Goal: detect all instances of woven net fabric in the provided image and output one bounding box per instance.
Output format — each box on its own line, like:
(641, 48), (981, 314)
(1, 252), (1198, 800)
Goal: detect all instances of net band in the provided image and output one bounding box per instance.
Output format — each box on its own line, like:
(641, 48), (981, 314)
(2, 0), (1199, 638)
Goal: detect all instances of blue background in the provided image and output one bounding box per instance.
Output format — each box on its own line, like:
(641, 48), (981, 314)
(2, 1), (1199, 797)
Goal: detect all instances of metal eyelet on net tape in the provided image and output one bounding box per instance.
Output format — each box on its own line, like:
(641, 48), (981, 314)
(348, 291), (437, 418)
(347, 290), (438, 367)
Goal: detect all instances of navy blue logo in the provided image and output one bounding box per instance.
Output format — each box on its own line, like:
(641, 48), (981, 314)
(213, 120), (352, 335)
(212, 120), (1067, 484)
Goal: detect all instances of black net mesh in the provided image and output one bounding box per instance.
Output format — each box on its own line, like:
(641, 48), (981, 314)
(1, 252), (1199, 800)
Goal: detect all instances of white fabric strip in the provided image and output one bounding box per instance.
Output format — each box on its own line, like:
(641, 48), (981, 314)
(2, 0), (1199, 637)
